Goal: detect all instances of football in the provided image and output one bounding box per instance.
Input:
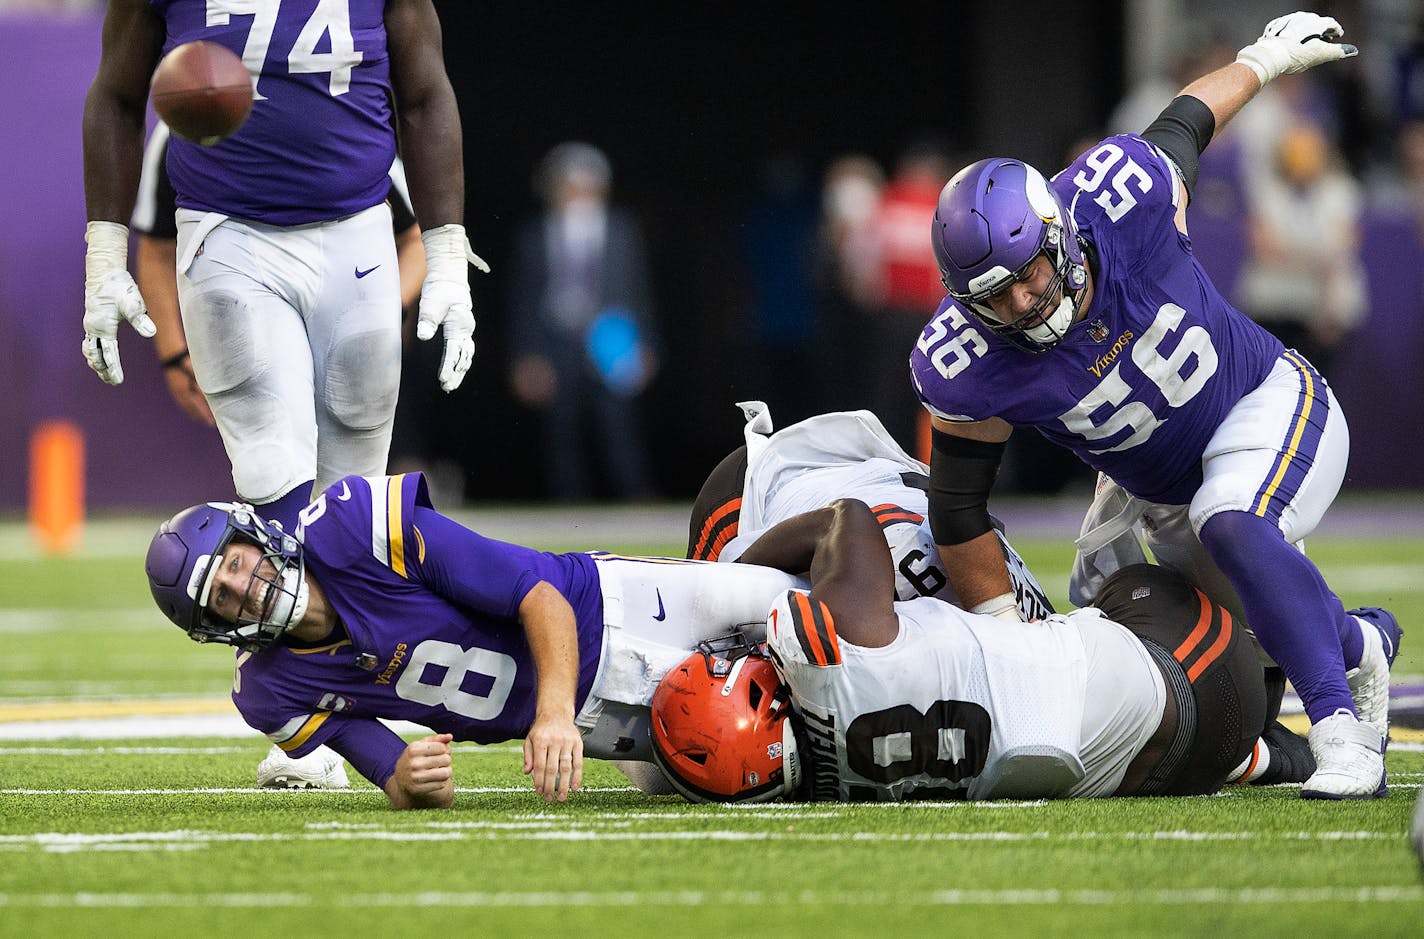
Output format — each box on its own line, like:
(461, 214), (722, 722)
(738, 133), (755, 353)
(149, 41), (253, 146)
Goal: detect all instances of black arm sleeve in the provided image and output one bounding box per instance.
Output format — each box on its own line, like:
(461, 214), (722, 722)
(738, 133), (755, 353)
(1141, 94), (1216, 196)
(927, 429), (1005, 546)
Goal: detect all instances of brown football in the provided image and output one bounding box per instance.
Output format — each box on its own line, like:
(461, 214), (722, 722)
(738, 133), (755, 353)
(150, 41), (253, 146)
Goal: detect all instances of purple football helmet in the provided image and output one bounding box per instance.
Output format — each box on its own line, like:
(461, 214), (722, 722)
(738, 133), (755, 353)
(145, 502), (308, 652)
(931, 158), (1088, 352)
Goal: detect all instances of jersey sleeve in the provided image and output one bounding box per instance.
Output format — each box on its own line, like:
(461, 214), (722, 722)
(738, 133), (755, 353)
(909, 298), (1001, 423)
(406, 505), (568, 617)
(767, 589), (843, 671)
(231, 650), (406, 787)
(299, 473), (428, 571)
(1054, 134), (1184, 274)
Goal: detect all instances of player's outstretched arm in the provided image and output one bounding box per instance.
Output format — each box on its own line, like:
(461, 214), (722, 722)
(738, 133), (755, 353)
(384, 733), (455, 810)
(517, 582), (584, 803)
(81, 0), (163, 385)
(387, 0), (487, 392)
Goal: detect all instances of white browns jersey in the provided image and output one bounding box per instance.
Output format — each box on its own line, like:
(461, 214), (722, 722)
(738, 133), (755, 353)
(720, 402), (1053, 619)
(766, 591), (1165, 801)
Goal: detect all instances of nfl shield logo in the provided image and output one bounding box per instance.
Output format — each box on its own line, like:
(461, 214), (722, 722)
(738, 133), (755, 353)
(1088, 320), (1109, 342)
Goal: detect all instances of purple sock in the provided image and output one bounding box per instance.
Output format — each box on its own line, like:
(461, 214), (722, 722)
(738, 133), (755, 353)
(1200, 510), (1356, 724)
(254, 481), (316, 533)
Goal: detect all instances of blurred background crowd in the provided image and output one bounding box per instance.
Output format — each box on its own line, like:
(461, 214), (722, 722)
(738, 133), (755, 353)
(2, 0), (1422, 510)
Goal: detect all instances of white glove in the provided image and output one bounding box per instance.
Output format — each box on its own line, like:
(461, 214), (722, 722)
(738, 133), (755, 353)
(417, 223), (490, 393)
(1235, 12), (1357, 86)
(82, 221), (155, 385)
(969, 592), (1026, 624)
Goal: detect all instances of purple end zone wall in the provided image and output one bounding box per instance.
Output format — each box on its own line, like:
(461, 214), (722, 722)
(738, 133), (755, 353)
(0, 13), (232, 513)
(0, 13), (1419, 511)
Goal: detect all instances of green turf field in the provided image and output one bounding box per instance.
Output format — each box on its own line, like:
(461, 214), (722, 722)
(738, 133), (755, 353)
(2, 513), (1422, 936)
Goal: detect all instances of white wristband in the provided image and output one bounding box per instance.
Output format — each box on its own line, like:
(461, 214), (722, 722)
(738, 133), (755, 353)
(421, 223), (491, 280)
(1234, 48), (1273, 86)
(970, 592), (1024, 623)
(84, 221), (130, 289)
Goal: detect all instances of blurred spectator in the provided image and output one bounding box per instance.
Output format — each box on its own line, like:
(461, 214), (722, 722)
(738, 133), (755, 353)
(1107, 34), (1228, 136)
(733, 153), (823, 425)
(507, 142), (661, 501)
(1366, 116), (1424, 237)
(813, 154), (885, 412)
(861, 136), (958, 450)
(1236, 119), (1366, 379)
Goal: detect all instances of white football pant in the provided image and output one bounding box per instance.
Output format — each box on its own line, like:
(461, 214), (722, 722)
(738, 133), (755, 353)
(175, 204), (402, 505)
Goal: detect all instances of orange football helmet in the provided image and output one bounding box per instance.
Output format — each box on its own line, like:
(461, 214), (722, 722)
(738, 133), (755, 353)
(651, 640), (801, 803)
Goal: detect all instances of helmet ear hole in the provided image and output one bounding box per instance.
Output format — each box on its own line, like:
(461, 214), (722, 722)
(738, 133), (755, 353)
(746, 680), (764, 710)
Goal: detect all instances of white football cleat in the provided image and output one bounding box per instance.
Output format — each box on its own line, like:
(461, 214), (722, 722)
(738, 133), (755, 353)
(1344, 607), (1401, 741)
(1300, 709), (1386, 800)
(256, 744), (349, 789)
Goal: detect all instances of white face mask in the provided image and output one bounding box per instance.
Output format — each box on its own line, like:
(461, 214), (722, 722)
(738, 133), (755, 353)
(265, 567), (309, 630)
(1019, 293), (1078, 346)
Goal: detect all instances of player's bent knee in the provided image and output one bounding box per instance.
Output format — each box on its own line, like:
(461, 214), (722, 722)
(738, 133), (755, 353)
(323, 329), (401, 431)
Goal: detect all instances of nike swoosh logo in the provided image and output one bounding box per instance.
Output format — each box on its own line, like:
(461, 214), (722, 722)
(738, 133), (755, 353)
(653, 589), (666, 622)
(354, 265), (381, 279)
(336, 481), (352, 502)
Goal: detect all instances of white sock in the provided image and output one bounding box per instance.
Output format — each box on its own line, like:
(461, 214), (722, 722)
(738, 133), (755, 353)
(1226, 738), (1272, 784)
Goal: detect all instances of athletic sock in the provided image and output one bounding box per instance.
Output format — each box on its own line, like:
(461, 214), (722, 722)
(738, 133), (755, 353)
(254, 480), (316, 532)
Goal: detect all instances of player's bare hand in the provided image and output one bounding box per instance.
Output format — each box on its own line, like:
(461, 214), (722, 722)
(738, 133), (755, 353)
(162, 355), (216, 426)
(389, 733), (454, 809)
(523, 714), (583, 802)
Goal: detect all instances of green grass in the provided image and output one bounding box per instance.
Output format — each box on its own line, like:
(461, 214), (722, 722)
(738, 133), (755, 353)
(2, 517), (1423, 936)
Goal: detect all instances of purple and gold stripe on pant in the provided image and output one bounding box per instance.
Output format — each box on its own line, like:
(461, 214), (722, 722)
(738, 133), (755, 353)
(1251, 351), (1327, 522)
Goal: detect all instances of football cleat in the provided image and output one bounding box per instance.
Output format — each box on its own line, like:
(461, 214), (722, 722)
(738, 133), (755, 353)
(1300, 709), (1386, 800)
(256, 744), (349, 790)
(1344, 607), (1401, 742)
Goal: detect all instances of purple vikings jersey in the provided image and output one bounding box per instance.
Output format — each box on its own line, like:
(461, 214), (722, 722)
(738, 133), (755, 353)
(231, 474), (605, 787)
(151, 0), (394, 225)
(912, 135), (1285, 504)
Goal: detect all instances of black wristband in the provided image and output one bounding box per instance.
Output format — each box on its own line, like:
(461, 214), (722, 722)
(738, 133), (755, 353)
(161, 348), (190, 370)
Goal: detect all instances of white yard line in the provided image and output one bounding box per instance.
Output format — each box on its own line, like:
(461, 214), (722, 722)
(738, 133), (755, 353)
(0, 884), (1419, 908)
(0, 824), (1408, 848)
